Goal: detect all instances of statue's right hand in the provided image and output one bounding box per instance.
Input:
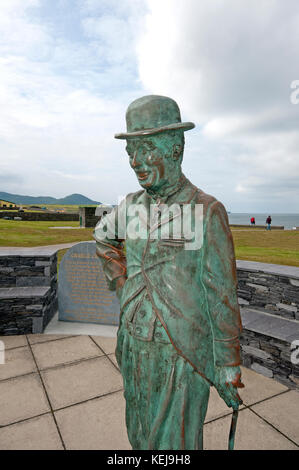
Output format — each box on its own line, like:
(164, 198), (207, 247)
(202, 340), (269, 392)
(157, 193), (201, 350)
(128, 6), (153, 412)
(115, 276), (126, 298)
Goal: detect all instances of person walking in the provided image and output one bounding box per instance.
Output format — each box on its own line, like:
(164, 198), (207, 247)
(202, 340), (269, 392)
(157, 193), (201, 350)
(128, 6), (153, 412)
(266, 215), (272, 230)
(250, 217), (255, 225)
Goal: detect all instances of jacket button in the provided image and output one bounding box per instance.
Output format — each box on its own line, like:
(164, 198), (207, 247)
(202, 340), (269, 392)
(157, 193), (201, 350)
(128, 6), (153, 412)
(139, 310), (146, 318)
(155, 332), (162, 338)
(135, 326), (142, 334)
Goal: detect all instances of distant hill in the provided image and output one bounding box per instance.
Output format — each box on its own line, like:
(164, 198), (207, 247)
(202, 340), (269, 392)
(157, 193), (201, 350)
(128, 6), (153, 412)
(0, 192), (101, 205)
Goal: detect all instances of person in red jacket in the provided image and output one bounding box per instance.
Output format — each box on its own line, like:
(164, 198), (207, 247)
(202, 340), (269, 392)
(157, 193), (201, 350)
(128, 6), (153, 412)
(266, 215), (272, 230)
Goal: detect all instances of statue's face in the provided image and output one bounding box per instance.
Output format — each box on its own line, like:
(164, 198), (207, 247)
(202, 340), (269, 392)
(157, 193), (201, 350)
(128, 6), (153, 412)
(125, 134), (182, 192)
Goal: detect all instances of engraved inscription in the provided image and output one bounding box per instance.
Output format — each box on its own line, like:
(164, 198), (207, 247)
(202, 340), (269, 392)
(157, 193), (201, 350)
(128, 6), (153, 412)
(58, 242), (120, 325)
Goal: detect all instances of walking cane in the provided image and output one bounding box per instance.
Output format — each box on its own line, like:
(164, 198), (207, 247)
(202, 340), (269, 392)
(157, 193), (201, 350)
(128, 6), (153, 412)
(228, 406), (239, 450)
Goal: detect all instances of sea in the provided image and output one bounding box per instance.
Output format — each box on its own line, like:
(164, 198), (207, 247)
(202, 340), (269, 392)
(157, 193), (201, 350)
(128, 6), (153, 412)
(228, 213), (299, 230)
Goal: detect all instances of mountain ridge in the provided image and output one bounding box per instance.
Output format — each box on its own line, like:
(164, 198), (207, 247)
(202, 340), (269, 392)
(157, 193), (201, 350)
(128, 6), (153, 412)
(0, 191), (101, 205)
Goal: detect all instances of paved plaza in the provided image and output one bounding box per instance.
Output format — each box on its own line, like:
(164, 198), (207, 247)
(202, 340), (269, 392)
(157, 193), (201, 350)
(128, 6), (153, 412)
(0, 333), (298, 450)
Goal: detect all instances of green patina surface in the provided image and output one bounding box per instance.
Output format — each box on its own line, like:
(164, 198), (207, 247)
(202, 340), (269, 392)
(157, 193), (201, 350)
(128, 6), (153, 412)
(94, 95), (243, 450)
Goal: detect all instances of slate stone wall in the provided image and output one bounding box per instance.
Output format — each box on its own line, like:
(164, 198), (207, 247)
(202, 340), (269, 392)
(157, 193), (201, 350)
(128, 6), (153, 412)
(79, 206), (100, 228)
(240, 329), (299, 389)
(0, 253), (58, 334)
(237, 268), (299, 320)
(0, 212), (78, 221)
(0, 287), (57, 335)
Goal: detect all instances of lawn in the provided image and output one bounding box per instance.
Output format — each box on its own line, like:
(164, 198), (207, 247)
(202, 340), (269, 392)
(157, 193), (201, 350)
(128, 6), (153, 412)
(0, 220), (94, 247)
(231, 228), (299, 267)
(1, 219), (299, 267)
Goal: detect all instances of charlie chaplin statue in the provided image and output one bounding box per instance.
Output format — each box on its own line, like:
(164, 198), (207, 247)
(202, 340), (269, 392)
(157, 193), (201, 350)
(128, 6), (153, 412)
(94, 95), (244, 450)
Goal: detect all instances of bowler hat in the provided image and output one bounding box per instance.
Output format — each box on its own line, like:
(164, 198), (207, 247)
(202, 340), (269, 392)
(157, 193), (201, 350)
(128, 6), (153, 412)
(114, 95), (195, 139)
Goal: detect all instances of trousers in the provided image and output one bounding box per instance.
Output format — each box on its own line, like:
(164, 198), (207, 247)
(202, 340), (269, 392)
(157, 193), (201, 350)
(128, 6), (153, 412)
(116, 327), (210, 450)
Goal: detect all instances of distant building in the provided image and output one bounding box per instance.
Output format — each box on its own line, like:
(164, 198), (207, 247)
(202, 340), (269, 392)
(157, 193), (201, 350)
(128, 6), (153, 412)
(0, 199), (17, 209)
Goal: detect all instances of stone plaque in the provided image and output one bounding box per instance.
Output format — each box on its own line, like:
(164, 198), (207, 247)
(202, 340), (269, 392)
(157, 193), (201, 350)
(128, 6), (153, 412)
(58, 242), (120, 325)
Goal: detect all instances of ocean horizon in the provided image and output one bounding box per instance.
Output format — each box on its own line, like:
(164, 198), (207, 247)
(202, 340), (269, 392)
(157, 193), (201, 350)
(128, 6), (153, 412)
(228, 213), (299, 230)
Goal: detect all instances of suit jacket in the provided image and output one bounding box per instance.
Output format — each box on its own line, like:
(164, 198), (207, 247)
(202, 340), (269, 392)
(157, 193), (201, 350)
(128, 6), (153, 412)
(94, 175), (242, 385)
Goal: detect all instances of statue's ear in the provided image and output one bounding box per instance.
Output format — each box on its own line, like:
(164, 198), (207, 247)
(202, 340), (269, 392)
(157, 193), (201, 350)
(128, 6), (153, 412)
(172, 144), (182, 161)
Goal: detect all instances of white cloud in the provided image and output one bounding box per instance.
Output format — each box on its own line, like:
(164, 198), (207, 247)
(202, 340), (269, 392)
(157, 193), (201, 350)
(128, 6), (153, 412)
(0, 0), (147, 202)
(0, 0), (298, 212)
(137, 0), (299, 211)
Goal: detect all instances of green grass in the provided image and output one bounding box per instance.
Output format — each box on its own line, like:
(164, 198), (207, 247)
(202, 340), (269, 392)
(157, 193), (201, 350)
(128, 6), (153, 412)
(231, 229), (299, 266)
(1, 219), (299, 267)
(0, 220), (93, 247)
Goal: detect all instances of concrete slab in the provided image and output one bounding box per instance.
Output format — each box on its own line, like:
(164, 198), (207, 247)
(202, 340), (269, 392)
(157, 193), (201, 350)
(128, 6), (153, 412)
(204, 367), (277, 423)
(108, 353), (119, 370)
(0, 286), (50, 299)
(44, 311), (118, 337)
(27, 334), (72, 345)
(0, 335), (27, 350)
(0, 414), (63, 450)
(237, 260), (299, 280)
(55, 391), (131, 450)
(0, 346), (36, 381)
(41, 356), (123, 410)
(205, 386), (234, 423)
(31, 335), (103, 370)
(241, 308), (299, 343)
(91, 336), (117, 355)
(239, 366), (288, 405)
(203, 408), (297, 450)
(0, 243), (78, 257)
(0, 374), (50, 426)
(251, 390), (299, 445)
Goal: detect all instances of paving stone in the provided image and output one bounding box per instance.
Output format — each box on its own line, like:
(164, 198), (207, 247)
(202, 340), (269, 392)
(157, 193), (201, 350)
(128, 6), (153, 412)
(55, 391), (131, 450)
(0, 335), (27, 350)
(31, 335), (103, 369)
(239, 366), (288, 405)
(41, 356), (123, 410)
(108, 353), (119, 370)
(0, 346), (36, 381)
(0, 414), (63, 450)
(203, 408), (297, 449)
(27, 334), (71, 345)
(205, 387), (234, 423)
(91, 336), (117, 355)
(0, 374), (50, 426)
(251, 390), (299, 444)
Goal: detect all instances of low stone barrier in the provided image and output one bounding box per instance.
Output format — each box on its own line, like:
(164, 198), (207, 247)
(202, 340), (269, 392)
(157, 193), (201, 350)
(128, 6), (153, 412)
(240, 308), (299, 389)
(0, 247), (58, 334)
(236, 260), (299, 389)
(236, 260), (299, 320)
(0, 212), (78, 221)
(79, 206), (100, 228)
(0, 250), (298, 389)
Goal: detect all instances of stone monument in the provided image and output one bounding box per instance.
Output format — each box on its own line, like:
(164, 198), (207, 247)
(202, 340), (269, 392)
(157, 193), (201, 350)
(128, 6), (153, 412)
(58, 242), (119, 325)
(94, 95), (244, 450)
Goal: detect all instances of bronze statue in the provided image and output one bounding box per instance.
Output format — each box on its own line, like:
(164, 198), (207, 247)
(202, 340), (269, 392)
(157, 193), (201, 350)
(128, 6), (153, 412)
(94, 95), (244, 450)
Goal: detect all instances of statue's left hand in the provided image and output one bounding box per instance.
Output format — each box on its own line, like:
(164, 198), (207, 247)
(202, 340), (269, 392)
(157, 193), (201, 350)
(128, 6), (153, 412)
(214, 366), (244, 410)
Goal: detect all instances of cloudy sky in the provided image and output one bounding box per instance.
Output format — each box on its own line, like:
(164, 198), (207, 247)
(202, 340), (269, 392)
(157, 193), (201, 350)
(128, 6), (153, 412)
(0, 0), (298, 212)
